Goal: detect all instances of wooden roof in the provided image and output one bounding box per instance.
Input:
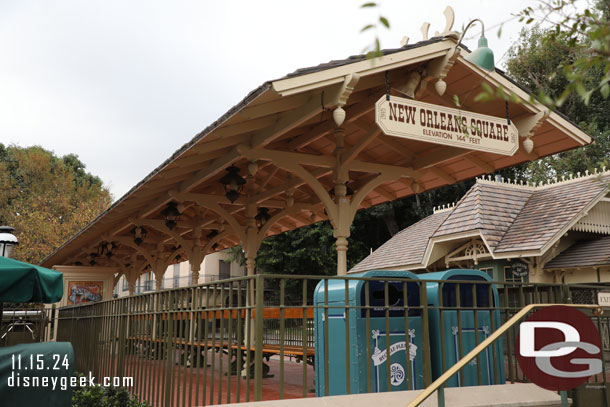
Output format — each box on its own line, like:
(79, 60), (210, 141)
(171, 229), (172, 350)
(545, 235), (610, 270)
(40, 36), (593, 273)
(350, 171), (610, 272)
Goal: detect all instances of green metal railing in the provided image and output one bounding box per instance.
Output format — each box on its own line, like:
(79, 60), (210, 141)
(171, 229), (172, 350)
(54, 275), (610, 407)
(407, 303), (604, 407)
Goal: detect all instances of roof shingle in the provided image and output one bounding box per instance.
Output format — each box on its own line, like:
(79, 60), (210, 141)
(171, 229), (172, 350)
(544, 236), (610, 269)
(350, 173), (610, 272)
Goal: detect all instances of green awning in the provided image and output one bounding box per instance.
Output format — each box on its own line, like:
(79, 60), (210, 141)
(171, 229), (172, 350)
(0, 257), (63, 303)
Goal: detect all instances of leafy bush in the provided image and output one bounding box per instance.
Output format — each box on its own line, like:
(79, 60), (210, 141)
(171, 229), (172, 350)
(72, 383), (150, 407)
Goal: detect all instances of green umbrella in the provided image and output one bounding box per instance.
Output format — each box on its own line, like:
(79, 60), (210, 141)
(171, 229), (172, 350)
(0, 257), (63, 303)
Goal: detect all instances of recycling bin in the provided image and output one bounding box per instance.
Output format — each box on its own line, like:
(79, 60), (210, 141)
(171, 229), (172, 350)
(423, 269), (505, 387)
(314, 270), (424, 396)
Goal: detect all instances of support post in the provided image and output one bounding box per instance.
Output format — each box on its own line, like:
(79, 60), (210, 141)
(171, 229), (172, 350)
(333, 126), (351, 276)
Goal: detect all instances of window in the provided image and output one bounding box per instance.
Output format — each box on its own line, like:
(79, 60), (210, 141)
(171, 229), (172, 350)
(219, 260), (231, 281)
(173, 264), (180, 288)
(144, 271), (153, 291)
(504, 266), (524, 283)
(122, 276), (129, 291)
(478, 267), (493, 279)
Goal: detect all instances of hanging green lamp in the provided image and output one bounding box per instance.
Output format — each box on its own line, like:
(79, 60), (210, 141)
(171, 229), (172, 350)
(460, 19), (495, 71)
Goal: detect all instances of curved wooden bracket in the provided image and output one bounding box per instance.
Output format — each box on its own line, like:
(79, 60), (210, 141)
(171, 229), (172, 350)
(272, 159), (338, 225)
(348, 173), (396, 219)
(171, 191), (248, 245)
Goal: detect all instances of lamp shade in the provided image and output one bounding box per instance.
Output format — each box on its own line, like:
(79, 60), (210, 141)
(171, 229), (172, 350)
(0, 226), (18, 258)
(465, 36), (495, 71)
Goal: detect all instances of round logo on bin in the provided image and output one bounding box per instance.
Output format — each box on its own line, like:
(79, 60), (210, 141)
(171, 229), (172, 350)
(516, 305), (602, 391)
(390, 363), (405, 386)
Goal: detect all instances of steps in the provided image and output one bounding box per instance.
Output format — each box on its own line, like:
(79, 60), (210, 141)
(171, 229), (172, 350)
(216, 383), (566, 407)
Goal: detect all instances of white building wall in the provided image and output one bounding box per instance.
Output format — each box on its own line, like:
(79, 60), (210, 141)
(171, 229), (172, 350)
(114, 250), (245, 297)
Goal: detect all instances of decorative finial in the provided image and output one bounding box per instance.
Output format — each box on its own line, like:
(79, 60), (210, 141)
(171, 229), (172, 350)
(419, 6), (458, 41)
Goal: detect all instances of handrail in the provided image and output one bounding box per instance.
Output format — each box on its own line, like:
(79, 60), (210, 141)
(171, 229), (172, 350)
(407, 303), (603, 407)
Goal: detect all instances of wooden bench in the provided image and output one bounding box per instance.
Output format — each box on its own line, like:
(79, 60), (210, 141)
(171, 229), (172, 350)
(124, 336), (315, 377)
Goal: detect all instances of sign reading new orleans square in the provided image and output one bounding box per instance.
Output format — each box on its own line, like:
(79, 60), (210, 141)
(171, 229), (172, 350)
(375, 95), (519, 156)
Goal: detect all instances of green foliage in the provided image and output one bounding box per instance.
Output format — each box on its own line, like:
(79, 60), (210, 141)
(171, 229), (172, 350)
(0, 144), (112, 263)
(505, 24), (610, 182)
(516, 0), (610, 107)
(359, 2), (391, 59)
(255, 178), (474, 288)
(72, 384), (150, 407)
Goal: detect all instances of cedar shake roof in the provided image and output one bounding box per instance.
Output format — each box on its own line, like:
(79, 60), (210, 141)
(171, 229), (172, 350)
(544, 236), (610, 269)
(350, 171), (610, 272)
(494, 176), (608, 252)
(349, 211), (450, 273)
(433, 183), (533, 250)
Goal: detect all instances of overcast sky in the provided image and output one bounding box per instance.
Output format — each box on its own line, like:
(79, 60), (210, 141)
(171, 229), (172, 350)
(1, 0), (537, 201)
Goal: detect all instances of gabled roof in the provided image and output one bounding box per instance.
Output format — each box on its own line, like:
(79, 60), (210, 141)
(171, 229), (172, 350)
(350, 170), (610, 272)
(494, 177), (608, 252)
(433, 182), (533, 250)
(544, 235), (610, 270)
(350, 211), (450, 273)
(40, 33), (594, 271)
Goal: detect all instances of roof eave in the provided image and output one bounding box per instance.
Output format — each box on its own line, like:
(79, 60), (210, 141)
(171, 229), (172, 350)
(271, 39), (456, 96)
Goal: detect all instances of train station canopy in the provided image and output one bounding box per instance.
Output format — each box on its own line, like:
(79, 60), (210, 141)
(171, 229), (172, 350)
(41, 19), (592, 287)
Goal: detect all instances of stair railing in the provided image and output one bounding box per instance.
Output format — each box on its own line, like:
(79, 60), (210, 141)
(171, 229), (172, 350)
(407, 303), (603, 407)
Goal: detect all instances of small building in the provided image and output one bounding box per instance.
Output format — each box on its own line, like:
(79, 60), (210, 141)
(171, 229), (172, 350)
(350, 170), (610, 285)
(113, 251), (245, 297)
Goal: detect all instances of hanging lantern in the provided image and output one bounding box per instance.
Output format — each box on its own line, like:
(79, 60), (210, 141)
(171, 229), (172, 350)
(460, 19), (495, 71)
(206, 229), (219, 239)
(219, 165), (246, 203)
(130, 226), (147, 246)
(162, 202), (182, 230)
(98, 241), (116, 258)
(0, 226), (18, 258)
(255, 207), (271, 230)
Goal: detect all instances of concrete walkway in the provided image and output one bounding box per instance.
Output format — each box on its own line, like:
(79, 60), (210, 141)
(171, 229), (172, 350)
(216, 383), (566, 407)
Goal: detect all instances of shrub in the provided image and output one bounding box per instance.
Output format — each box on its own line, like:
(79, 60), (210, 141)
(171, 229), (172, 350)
(72, 382), (150, 407)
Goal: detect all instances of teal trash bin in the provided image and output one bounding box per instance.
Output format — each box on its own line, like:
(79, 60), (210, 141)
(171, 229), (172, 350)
(314, 270), (424, 396)
(423, 269), (505, 387)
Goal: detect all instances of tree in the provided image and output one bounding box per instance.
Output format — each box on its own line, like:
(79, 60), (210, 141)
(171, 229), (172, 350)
(505, 24), (610, 182)
(0, 144), (112, 264)
(517, 0), (610, 106)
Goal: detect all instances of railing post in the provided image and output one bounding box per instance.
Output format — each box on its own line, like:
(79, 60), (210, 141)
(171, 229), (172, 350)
(254, 274), (265, 401)
(437, 385), (445, 407)
(116, 299), (127, 379)
(420, 281), (432, 386)
(560, 390), (569, 407)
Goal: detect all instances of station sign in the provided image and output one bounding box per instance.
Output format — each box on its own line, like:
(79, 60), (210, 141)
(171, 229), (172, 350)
(511, 262), (529, 278)
(375, 95), (519, 156)
(598, 291), (610, 307)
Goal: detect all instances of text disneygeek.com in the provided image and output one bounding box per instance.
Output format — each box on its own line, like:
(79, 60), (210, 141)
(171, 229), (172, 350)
(7, 371), (134, 391)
